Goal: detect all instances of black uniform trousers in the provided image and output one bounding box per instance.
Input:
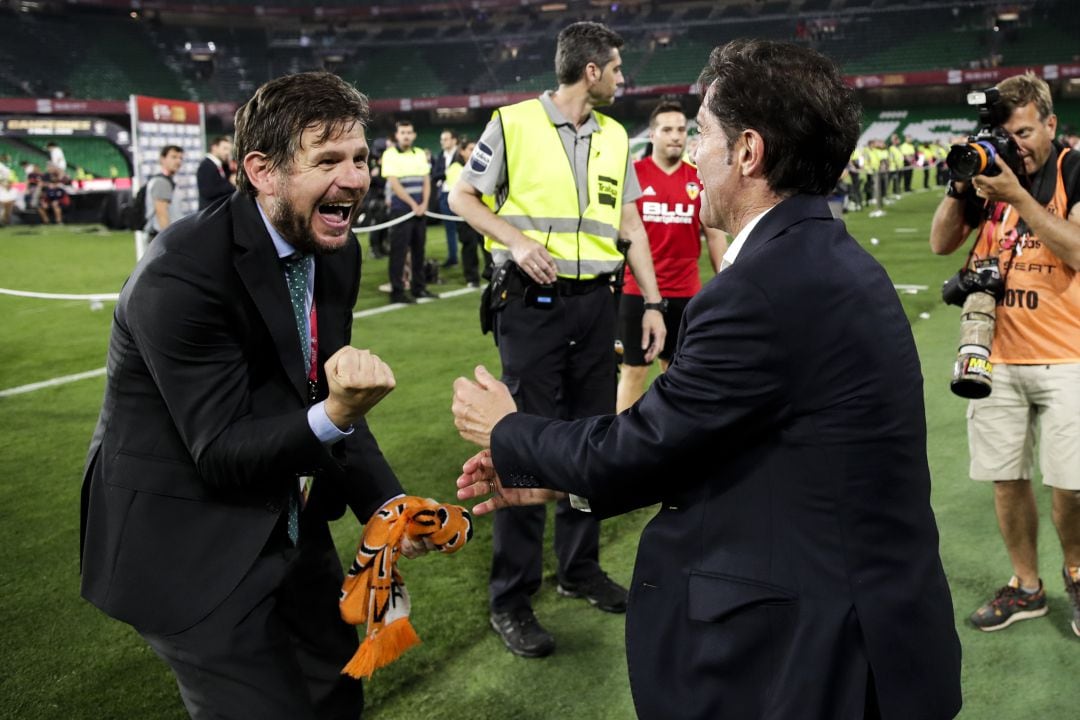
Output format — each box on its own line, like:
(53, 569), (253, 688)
(489, 283), (617, 612)
(388, 214), (427, 295)
(456, 221), (483, 285)
(140, 517), (363, 720)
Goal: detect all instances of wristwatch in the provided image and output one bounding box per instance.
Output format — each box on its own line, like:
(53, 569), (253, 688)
(643, 299), (668, 313)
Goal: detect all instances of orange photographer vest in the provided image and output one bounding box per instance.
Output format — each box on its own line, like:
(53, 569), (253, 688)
(973, 147), (1080, 363)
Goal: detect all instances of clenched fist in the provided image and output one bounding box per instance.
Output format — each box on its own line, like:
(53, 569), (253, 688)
(324, 346), (396, 429)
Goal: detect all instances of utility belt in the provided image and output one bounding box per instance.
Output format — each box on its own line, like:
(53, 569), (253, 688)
(479, 261), (619, 336)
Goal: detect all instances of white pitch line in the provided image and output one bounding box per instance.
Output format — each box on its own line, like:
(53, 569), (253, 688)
(0, 367), (107, 398)
(1, 287), (481, 398)
(0, 287), (120, 301)
(894, 228), (919, 234)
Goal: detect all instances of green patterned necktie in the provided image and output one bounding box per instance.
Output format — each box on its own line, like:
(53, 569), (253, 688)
(282, 253), (313, 370)
(281, 252), (312, 545)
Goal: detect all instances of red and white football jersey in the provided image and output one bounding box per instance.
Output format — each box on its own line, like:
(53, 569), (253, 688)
(625, 157), (704, 298)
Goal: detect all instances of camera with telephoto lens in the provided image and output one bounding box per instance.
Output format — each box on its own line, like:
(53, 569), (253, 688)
(940, 260), (1005, 308)
(943, 258), (1005, 399)
(945, 88), (1023, 181)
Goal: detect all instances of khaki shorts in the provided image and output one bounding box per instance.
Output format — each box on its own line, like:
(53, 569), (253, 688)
(967, 362), (1080, 489)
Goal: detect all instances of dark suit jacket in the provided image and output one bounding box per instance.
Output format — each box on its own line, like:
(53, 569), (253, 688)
(80, 191), (403, 635)
(196, 156), (234, 210)
(493, 194), (962, 720)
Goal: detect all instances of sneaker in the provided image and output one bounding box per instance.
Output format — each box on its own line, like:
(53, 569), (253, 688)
(389, 291), (416, 304)
(1064, 566), (1080, 638)
(466, 281), (481, 289)
(969, 576), (1048, 632)
(412, 289), (439, 300)
(441, 260), (459, 268)
(489, 608), (555, 658)
(557, 573), (628, 613)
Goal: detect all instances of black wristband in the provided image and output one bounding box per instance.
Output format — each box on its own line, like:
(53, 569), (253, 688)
(643, 299), (668, 313)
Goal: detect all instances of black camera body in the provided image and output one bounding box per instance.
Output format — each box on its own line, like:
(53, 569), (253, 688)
(941, 259), (1005, 307)
(945, 88), (1023, 181)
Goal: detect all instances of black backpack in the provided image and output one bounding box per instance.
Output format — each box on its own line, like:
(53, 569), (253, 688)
(122, 174), (174, 231)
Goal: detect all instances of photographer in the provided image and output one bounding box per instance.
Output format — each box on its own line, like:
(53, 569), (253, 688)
(929, 72), (1080, 636)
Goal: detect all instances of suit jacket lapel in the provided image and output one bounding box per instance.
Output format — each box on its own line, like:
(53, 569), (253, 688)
(231, 193), (309, 403)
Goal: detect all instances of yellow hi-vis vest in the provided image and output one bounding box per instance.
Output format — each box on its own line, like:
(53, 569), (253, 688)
(491, 98), (627, 279)
(444, 159), (463, 191)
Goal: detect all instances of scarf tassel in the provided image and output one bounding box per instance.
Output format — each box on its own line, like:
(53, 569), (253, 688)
(342, 616), (422, 679)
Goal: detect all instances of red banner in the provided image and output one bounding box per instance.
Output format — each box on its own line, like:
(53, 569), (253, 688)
(132, 95), (202, 125)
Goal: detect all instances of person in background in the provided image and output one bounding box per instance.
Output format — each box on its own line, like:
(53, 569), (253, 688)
(197, 135), (235, 209)
(145, 145), (184, 239)
(450, 20), (666, 660)
(616, 98), (727, 412)
(22, 162), (43, 212)
(0, 177), (17, 226)
(434, 129), (464, 268)
(0, 153), (13, 183)
(446, 137), (484, 287)
(382, 119), (434, 304)
(929, 72), (1080, 637)
(38, 163), (70, 225)
(46, 141), (66, 174)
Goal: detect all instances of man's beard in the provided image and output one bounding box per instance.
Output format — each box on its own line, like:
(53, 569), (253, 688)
(269, 183), (360, 256)
(269, 194), (332, 255)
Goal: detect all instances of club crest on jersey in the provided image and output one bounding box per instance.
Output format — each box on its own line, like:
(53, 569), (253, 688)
(685, 182), (700, 200)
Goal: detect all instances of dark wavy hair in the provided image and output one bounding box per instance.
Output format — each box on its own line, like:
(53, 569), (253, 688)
(698, 39), (861, 196)
(234, 71), (370, 197)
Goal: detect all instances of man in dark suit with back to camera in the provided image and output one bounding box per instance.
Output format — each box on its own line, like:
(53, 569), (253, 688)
(81, 72), (420, 719)
(196, 134), (235, 210)
(453, 40), (962, 719)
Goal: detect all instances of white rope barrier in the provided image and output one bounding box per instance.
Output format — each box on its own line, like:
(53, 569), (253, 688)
(351, 209), (462, 234)
(1, 209), (469, 303)
(423, 210), (462, 222)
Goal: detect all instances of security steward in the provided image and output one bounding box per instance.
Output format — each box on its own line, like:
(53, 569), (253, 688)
(450, 21), (665, 659)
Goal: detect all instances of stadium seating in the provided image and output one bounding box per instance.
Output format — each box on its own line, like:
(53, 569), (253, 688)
(20, 137), (130, 178)
(0, 138), (49, 179)
(0, 1), (1076, 104)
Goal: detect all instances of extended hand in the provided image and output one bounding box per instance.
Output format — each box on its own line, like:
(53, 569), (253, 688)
(452, 365), (517, 448)
(455, 449), (560, 516)
(324, 347), (396, 428)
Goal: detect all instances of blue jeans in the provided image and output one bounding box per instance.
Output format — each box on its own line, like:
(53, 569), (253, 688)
(439, 191), (457, 263)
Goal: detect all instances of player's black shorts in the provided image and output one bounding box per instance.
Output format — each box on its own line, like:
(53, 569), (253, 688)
(617, 294), (689, 366)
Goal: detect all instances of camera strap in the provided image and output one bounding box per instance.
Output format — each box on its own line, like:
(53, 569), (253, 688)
(966, 201), (1017, 289)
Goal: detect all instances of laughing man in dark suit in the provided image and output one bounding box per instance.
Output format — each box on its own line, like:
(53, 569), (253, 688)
(453, 40), (962, 720)
(81, 72), (418, 719)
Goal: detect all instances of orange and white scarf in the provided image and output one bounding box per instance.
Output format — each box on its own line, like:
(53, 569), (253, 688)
(340, 496), (473, 678)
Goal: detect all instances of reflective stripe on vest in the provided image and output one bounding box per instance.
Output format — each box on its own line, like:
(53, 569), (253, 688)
(491, 98), (627, 279)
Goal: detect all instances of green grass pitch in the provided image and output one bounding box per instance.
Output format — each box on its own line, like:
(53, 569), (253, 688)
(0, 187), (1077, 718)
